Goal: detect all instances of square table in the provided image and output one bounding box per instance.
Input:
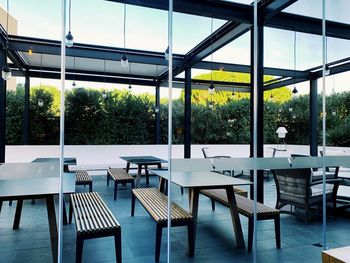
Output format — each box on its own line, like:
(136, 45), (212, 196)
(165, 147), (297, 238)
(32, 157), (77, 172)
(150, 169), (251, 252)
(120, 156), (167, 186)
(0, 162), (75, 263)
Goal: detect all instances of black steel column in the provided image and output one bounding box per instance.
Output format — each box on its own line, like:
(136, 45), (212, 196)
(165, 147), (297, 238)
(310, 79), (318, 156)
(250, 21), (264, 203)
(0, 50), (7, 162)
(155, 81), (160, 144)
(184, 67), (191, 158)
(24, 70), (30, 145)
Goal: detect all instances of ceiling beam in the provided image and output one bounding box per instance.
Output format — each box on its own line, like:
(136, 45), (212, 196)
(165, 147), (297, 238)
(194, 61), (311, 78)
(106, 0), (252, 24)
(8, 36), (184, 66)
(261, 0), (298, 20)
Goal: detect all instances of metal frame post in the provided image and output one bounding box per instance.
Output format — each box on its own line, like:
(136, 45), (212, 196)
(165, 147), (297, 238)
(155, 81), (160, 144)
(24, 70), (30, 145)
(310, 79), (318, 156)
(250, 17), (264, 204)
(0, 49), (7, 163)
(184, 67), (191, 158)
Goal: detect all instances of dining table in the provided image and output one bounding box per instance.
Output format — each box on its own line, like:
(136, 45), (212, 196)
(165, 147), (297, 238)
(0, 162), (75, 263)
(120, 155), (167, 186)
(150, 169), (251, 252)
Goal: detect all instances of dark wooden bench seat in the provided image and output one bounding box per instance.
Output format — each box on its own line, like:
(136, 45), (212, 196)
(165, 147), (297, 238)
(107, 168), (135, 200)
(131, 188), (194, 262)
(75, 170), (93, 192)
(200, 189), (280, 251)
(69, 192), (122, 263)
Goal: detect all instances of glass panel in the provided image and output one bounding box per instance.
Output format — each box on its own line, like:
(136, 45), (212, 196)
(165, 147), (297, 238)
(324, 0), (350, 259)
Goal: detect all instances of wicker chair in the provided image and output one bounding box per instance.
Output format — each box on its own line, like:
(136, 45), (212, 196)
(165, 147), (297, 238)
(272, 168), (340, 223)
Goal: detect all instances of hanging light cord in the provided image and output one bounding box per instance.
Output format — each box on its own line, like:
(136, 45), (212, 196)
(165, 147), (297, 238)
(6, 0), (9, 35)
(123, 2), (127, 53)
(294, 30), (296, 83)
(210, 18), (214, 82)
(68, 0), (72, 32)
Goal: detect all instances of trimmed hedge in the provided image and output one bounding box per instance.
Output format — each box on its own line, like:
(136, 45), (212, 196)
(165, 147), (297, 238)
(5, 85), (350, 146)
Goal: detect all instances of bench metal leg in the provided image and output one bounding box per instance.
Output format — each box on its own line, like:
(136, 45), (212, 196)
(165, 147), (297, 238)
(107, 173), (110, 186)
(69, 197), (73, 224)
(13, 199), (23, 229)
(145, 165), (150, 185)
(187, 222), (195, 257)
(63, 199), (68, 225)
(76, 236), (84, 263)
(155, 224), (162, 262)
(114, 182), (118, 200)
(89, 183), (92, 192)
(9, 200), (12, 206)
(274, 216), (281, 249)
(131, 192), (136, 217)
(211, 199), (216, 211)
(0, 201), (2, 213)
(248, 217), (254, 252)
(114, 229), (122, 263)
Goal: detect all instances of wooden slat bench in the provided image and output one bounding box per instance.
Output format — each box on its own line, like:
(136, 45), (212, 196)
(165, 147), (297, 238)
(200, 189), (280, 252)
(131, 188), (194, 262)
(69, 192), (122, 263)
(107, 168), (135, 200)
(75, 170), (93, 192)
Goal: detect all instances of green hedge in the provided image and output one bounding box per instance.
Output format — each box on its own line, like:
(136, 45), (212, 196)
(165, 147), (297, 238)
(5, 85), (350, 146)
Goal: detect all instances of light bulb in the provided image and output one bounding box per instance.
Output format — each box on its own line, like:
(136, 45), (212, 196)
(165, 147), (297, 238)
(209, 102), (213, 108)
(28, 48), (33, 55)
(2, 64), (11, 80)
(165, 46), (169, 61)
(208, 82), (215, 95)
(289, 107), (293, 112)
(121, 54), (129, 68)
(102, 92), (107, 99)
(38, 99), (44, 107)
(155, 106), (159, 113)
(65, 31), (74, 47)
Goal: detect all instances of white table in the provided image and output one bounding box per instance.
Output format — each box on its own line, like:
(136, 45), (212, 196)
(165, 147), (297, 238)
(150, 170), (251, 251)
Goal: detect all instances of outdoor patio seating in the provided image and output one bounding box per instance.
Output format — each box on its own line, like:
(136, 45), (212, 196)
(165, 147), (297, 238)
(131, 188), (194, 262)
(200, 189), (280, 251)
(69, 192), (122, 263)
(75, 170), (93, 192)
(272, 168), (340, 223)
(107, 168), (135, 200)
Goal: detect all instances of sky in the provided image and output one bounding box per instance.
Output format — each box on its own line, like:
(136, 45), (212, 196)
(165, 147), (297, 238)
(1, 0), (350, 97)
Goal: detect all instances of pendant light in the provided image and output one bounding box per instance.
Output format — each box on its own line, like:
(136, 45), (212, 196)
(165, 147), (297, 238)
(38, 54), (44, 107)
(325, 35), (330, 76)
(72, 56), (76, 87)
(292, 30), (298, 96)
(208, 18), (215, 95)
(164, 46), (169, 61)
(65, 0), (74, 47)
(128, 63), (132, 90)
(2, 0), (11, 80)
(121, 2), (129, 68)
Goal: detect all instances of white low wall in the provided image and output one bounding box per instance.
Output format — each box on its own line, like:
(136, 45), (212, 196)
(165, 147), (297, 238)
(5, 144), (350, 167)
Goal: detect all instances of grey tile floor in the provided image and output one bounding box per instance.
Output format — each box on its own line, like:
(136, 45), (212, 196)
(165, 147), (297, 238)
(0, 172), (349, 263)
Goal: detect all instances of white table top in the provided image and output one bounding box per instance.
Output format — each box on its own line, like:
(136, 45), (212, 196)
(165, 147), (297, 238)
(0, 163), (75, 198)
(150, 170), (251, 188)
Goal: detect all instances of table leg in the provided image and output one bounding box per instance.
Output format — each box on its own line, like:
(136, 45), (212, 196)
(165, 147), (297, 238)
(136, 165), (142, 187)
(145, 165), (149, 185)
(125, 162), (130, 173)
(188, 188), (199, 254)
(226, 186), (245, 249)
(158, 177), (166, 193)
(46, 196), (58, 263)
(13, 199), (23, 229)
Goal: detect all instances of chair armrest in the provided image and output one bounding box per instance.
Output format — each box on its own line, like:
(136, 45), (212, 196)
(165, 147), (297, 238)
(310, 178), (343, 186)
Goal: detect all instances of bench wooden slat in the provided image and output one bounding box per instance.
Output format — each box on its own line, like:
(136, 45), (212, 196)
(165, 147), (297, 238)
(108, 168), (134, 181)
(70, 192), (122, 263)
(132, 188), (192, 224)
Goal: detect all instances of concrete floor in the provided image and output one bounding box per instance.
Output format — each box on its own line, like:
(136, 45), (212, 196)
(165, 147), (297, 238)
(0, 172), (349, 263)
